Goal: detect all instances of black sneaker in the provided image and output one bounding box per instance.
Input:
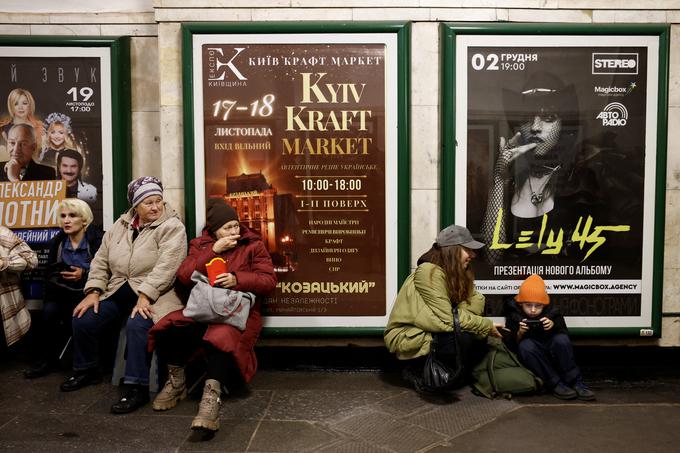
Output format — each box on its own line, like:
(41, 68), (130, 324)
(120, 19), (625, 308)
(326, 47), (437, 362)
(24, 362), (52, 379)
(60, 369), (102, 392)
(111, 386), (150, 414)
(552, 382), (577, 400)
(574, 382), (596, 401)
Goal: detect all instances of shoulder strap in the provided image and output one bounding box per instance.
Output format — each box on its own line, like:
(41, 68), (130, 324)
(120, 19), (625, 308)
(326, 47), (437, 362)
(486, 347), (499, 396)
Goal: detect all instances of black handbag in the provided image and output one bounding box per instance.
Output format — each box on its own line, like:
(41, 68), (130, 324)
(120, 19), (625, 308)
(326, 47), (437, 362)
(421, 306), (465, 391)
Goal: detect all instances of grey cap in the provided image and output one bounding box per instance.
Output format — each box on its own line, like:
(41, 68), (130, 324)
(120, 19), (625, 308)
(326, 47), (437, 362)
(436, 225), (485, 249)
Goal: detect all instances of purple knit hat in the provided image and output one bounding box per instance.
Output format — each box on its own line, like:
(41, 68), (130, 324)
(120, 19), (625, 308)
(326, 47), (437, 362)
(127, 176), (163, 208)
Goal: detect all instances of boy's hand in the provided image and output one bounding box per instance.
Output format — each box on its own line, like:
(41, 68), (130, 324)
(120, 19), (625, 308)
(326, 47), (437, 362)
(518, 320), (529, 333)
(541, 317), (554, 331)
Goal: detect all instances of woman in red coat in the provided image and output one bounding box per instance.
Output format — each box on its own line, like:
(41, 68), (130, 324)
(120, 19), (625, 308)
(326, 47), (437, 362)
(148, 198), (276, 433)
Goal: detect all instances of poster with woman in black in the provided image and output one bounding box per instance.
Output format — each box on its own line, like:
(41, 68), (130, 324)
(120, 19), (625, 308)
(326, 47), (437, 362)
(453, 34), (662, 329)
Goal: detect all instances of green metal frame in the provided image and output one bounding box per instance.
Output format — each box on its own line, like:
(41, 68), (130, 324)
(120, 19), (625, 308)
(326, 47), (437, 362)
(0, 35), (132, 218)
(440, 23), (669, 337)
(182, 22), (411, 336)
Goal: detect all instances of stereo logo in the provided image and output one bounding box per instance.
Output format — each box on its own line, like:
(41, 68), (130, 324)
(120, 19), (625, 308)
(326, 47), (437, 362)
(207, 47), (247, 81)
(596, 102), (628, 126)
(592, 53), (638, 75)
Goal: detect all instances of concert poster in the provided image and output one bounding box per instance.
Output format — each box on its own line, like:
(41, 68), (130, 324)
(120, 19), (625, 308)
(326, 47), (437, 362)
(0, 45), (114, 301)
(445, 29), (667, 334)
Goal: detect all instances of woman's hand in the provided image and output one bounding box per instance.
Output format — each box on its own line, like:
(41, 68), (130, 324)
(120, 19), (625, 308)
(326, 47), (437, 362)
(495, 132), (537, 181)
(73, 292), (100, 318)
(214, 272), (237, 289)
(541, 317), (554, 331)
(60, 266), (84, 282)
(212, 234), (240, 254)
(131, 292), (155, 320)
(489, 323), (504, 338)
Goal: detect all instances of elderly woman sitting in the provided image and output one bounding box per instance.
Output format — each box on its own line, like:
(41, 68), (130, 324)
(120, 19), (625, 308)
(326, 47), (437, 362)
(149, 198), (276, 433)
(0, 225), (37, 351)
(60, 176), (187, 415)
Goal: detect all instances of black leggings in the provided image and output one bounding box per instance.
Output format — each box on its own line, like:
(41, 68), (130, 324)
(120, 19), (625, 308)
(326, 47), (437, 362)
(154, 323), (242, 389)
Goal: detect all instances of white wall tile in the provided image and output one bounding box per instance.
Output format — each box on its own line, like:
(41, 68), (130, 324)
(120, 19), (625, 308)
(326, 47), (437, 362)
(663, 268), (680, 314)
(0, 13), (49, 23)
(159, 105), (184, 190)
(592, 10), (667, 23)
(353, 8), (431, 21)
(154, 8), (251, 22)
(101, 24), (157, 36)
(411, 105), (440, 191)
(158, 22), (182, 107)
(461, 0), (546, 6)
(668, 108), (680, 190)
(659, 317), (680, 347)
(431, 8), (500, 21)
(508, 8), (592, 22)
(49, 12), (155, 24)
(0, 25), (31, 34)
(252, 8), (353, 21)
(29, 24), (102, 35)
(411, 189), (439, 267)
(294, 0), (418, 6)
(131, 111), (161, 179)
(163, 188), (186, 223)
(411, 21), (439, 108)
(158, 0), (289, 6)
(131, 37), (160, 112)
(664, 189), (680, 269)
(669, 26), (680, 108)
(561, 0), (678, 9)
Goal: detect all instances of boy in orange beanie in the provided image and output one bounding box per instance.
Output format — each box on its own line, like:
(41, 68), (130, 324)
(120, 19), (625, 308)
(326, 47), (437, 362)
(503, 274), (595, 401)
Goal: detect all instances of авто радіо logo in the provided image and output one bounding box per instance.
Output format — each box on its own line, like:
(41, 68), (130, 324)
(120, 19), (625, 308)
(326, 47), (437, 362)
(596, 102), (628, 126)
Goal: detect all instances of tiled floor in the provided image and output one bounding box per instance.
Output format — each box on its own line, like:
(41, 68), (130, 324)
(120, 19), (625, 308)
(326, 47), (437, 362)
(1, 359), (680, 452)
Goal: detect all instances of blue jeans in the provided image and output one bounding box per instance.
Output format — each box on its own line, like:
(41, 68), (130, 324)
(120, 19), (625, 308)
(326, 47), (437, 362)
(517, 333), (580, 389)
(71, 282), (154, 385)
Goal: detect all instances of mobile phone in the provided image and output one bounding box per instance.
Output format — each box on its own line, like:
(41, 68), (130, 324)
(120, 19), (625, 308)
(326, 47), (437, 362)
(54, 262), (73, 272)
(524, 319), (544, 330)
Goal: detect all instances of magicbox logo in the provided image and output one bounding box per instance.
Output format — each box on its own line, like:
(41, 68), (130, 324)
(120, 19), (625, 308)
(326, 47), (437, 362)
(596, 102), (628, 126)
(207, 47), (248, 81)
(592, 53), (638, 75)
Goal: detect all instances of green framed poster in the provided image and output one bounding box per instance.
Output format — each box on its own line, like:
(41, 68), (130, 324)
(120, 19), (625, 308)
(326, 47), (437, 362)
(0, 36), (131, 303)
(182, 23), (410, 334)
(441, 23), (668, 337)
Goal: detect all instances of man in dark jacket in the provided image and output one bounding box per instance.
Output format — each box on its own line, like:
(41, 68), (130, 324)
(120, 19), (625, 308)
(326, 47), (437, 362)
(1, 124), (55, 181)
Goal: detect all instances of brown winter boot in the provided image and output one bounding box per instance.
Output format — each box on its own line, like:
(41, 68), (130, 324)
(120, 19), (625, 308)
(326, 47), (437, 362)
(152, 365), (187, 411)
(191, 379), (222, 432)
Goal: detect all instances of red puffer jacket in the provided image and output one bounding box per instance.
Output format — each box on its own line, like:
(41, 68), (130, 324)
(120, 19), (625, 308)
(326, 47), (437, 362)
(149, 226), (276, 383)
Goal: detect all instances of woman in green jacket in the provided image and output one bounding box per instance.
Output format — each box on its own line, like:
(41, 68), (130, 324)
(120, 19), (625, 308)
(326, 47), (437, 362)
(384, 224), (502, 392)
